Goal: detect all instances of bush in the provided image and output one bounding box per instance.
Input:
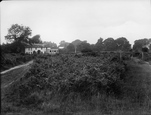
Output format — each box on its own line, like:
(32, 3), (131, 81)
(3, 53), (151, 114)
(1, 53), (34, 72)
(4, 54), (127, 107)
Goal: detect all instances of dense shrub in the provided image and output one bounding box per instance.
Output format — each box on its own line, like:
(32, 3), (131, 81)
(81, 49), (100, 57)
(1, 53), (34, 72)
(4, 54), (128, 107)
(143, 52), (151, 61)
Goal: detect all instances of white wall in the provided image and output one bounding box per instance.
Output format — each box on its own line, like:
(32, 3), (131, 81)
(25, 48), (32, 54)
(25, 47), (58, 54)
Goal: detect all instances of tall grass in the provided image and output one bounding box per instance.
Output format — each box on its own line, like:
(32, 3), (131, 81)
(2, 54), (151, 115)
(1, 53), (34, 72)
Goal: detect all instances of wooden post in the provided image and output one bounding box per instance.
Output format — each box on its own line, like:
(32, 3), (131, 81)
(142, 52), (144, 60)
(75, 46), (77, 54)
(120, 51), (122, 61)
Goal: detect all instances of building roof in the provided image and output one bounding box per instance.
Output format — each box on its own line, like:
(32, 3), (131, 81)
(25, 44), (58, 49)
(25, 44), (44, 48)
(58, 46), (64, 49)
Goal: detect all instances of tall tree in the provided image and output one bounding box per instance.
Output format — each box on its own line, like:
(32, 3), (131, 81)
(133, 38), (149, 51)
(77, 41), (91, 52)
(5, 24), (32, 53)
(103, 37), (117, 51)
(43, 41), (57, 48)
(149, 38), (151, 50)
(72, 39), (83, 53)
(115, 37), (131, 51)
(66, 43), (75, 53)
(5, 24), (32, 43)
(59, 40), (69, 48)
(30, 35), (42, 44)
(95, 37), (103, 51)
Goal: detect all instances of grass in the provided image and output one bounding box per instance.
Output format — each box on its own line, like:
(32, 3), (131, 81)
(1, 53), (34, 72)
(1, 63), (32, 115)
(121, 59), (151, 111)
(1, 66), (30, 88)
(1, 57), (151, 115)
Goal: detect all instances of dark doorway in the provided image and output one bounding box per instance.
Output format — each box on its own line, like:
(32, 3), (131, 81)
(33, 51), (36, 54)
(37, 50), (41, 54)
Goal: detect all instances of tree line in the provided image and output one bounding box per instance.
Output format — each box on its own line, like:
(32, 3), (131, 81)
(59, 37), (131, 53)
(1, 24), (151, 54)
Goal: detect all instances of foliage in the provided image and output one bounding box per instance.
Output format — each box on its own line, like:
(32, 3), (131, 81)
(1, 42), (29, 53)
(78, 42), (91, 52)
(142, 47), (149, 52)
(94, 37), (104, 51)
(4, 24), (44, 53)
(58, 40), (69, 48)
(71, 39), (84, 52)
(115, 37), (131, 51)
(133, 38), (150, 51)
(3, 53), (151, 114)
(43, 41), (58, 48)
(71, 39), (83, 47)
(66, 43), (75, 52)
(0, 53), (34, 72)
(30, 35), (42, 44)
(4, 54), (128, 107)
(143, 52), (151, 61)
(103, 38), (117, 51)
(5, 24), (32, 43)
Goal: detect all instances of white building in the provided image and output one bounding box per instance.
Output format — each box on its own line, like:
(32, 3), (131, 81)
(25, 44), (59, 54)
(45, 48), (59, 55)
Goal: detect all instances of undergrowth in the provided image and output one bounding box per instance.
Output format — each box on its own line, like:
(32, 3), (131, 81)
(1, 53), (34, 72)
(2, 53), (151, 115)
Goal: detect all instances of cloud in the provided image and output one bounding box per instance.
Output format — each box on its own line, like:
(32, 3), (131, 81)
(100, 21), (151, 45)
(1, 0), (151, 45)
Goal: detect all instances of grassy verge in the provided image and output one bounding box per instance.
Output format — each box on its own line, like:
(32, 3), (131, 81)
(1, 63), (33, 115)
(1, 53), (34, 72)
(1, 55), (151, 115)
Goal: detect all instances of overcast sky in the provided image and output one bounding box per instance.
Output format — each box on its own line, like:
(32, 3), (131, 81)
(1, 0), (151, 46)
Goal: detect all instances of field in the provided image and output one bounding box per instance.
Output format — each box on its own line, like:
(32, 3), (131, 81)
(1, 53), (151, 115)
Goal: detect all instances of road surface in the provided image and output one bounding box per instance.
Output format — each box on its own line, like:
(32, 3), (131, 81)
(0, 60), (33, 75)
(1, 60), (33, 88)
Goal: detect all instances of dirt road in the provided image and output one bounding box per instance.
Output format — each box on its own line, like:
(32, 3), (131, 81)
(1, 60), (33, 88)
(0, 60), (33, 75)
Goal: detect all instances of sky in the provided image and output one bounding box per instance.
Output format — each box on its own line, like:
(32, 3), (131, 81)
(1, 0), (151, 46)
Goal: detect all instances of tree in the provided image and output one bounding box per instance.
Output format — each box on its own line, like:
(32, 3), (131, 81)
(94, 37), (104, 51)
(115, 37), (131, 51)
(103, 38), (117, 51)
(5, 24), (32, 43)
(66, 43), (75, 53)
(30, 35), (42, 44)
(133, 38), (149, 51)
(72, 39), (83, 53)
(140, 38), (151, 60)
(77, 41), (91, 52)
(149, 38), (151, 51)
(59, 40), (69, 48)
(43, 41), (57, 48)
(142, 47), (149, 52)
(90, 44), (95, 51)
(5, 24), (32, 53)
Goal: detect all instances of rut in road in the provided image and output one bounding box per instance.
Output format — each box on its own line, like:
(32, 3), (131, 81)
(1, 60), (33, 88)
(0, 60), (33, 75)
